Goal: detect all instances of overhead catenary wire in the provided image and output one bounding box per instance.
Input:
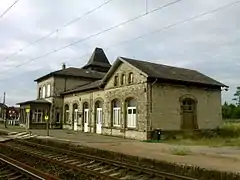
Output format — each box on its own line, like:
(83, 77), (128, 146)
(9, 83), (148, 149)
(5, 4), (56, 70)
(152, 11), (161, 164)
(1, 0), (184, 71)
(1, 0), (114, 61)
(0, 0), (20, 19)
(1, 0), (240, 77)
(61, 0), (240, 67)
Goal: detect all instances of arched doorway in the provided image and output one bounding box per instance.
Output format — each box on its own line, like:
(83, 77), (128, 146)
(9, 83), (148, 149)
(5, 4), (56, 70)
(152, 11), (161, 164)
(83, 102), (89, 132)
(64, 104), (69, 124)
(126, 98), (137, 128)
(95, 100), (103, 134)
(72, 103), (78, 131)
(181, 98), (198, 130)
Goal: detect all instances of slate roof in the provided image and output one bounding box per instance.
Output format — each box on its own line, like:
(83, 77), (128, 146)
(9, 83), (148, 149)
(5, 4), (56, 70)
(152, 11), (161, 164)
(17, 99), (51, 105)
(35, 68), (106, 82)
(121, 57), (227, 87)
(82, 47), (111, 69)
(62, 80), (102, 95)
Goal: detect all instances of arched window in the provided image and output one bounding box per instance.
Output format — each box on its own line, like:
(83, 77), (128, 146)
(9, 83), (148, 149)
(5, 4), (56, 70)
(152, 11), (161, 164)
(64, 104), (69, 124)
(112, 99), (120, 126)
(126, 98), (136, 128)
(47, 84), (51, 97)
(38, 87), (42, 98)
(114, 75), (119, 86)
(121, 74), (126, 85)
(128, 73), (133, 84)
(42, 86), (46, 98)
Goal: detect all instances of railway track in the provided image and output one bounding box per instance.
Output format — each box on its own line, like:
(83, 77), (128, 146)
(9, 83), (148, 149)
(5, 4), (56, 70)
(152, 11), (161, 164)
(0, 153), (58, 180)
(0, 139), (197, 180)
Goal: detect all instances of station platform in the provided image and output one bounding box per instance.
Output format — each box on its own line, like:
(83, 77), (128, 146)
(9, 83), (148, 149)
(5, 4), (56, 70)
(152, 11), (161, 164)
(0, 124), (240, 173)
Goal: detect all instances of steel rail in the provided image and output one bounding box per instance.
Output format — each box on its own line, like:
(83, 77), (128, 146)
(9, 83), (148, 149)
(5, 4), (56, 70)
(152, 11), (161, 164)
(13, 139), (197, 180)
(0, 143), (119, 180)
(0, 153), (59, 180)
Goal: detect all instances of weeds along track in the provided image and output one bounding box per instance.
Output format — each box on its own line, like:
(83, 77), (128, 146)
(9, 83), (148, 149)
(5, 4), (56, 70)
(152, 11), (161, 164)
(0, 153), (58, 180)
(0, 139), (197, 180)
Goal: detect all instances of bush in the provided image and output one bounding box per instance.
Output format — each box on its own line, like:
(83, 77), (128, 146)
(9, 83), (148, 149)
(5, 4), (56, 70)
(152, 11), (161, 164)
(217, 122), (240, 138)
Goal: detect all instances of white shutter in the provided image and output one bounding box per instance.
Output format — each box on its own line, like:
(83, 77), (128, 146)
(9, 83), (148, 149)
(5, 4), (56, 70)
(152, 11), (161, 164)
(47, 84), (51, 97)
(42, 86), (46, 98)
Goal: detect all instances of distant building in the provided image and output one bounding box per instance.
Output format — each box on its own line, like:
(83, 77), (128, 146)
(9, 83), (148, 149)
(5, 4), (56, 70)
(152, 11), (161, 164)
(18, 47), (227, 140)
(0, 103), (7, 121)
(7, 106), (20, 120)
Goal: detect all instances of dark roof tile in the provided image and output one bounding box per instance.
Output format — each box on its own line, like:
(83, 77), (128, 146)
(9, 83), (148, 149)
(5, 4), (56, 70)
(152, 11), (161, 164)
(35, 68), (106, 82)
(122, 57), (226, 87)
(62, 80), (102, 95)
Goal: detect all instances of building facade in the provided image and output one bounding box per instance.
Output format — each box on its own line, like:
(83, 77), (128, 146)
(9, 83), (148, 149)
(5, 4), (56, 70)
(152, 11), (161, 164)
(18, 48), (227, 140)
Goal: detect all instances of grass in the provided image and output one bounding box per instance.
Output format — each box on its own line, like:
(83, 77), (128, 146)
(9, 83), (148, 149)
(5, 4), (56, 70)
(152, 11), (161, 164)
(166, 137), (240, 147)
(148, 122), (240, 147)
(170, 146), (192, 156)
(142, 140), (162, 143)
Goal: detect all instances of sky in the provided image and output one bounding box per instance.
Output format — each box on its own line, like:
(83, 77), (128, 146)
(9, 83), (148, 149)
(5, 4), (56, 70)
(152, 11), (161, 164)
(0, 0), (239, 106)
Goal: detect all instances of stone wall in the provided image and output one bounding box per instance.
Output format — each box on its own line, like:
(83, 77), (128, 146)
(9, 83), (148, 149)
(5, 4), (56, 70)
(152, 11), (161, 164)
(63, 62), (149, 140)
(150, 83), (222, 131)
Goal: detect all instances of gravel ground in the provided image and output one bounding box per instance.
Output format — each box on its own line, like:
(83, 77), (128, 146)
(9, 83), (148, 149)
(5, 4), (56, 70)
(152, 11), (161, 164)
(1, 124), (240, 173)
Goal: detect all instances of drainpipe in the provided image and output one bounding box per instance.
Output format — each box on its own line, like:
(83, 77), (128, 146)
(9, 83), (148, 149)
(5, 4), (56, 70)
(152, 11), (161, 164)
(149, 78), (158, 132)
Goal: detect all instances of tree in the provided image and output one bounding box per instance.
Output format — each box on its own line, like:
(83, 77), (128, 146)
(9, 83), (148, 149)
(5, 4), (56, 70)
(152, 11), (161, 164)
(233, 86), (240, 106)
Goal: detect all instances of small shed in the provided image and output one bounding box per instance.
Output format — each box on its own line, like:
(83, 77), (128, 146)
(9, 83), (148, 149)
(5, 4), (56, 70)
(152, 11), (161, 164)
(17, 99), (51, 129)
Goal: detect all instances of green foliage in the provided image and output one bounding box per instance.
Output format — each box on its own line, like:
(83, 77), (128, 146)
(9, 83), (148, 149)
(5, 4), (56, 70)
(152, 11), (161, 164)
(170, 146), (191, 156)
(222, 87), (240, 119)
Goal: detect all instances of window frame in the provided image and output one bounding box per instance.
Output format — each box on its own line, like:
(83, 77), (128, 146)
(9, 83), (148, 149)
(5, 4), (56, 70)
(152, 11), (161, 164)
(113, 107), (121, 126)
(120, 74), (126, 85)
(42, 86), (46, 98)
(114, 75), (119, 86)
(47, 84), (51, 97)
(128, 72), (133, 84)
(127, 107), (136, 128)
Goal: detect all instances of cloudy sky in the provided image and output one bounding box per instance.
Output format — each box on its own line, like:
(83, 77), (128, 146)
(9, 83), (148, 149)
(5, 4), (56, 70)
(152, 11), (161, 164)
(0, 0), (239, 106)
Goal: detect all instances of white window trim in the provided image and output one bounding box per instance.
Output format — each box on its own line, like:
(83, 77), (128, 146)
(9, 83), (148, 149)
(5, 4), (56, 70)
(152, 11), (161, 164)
(42, 86), (46, 98)
(127, 107), (136, 128)
(84, 109), (89, 123)
(47, 84), (51, 97)
(113, 107), (121, 126)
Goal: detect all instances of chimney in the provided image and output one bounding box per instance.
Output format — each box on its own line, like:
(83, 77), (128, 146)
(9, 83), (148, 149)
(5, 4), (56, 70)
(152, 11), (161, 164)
(62, 63), (66, 69)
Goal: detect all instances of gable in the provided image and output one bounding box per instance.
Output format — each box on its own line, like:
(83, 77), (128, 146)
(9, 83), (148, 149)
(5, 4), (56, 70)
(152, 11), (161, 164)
(104, 61), (147, 89)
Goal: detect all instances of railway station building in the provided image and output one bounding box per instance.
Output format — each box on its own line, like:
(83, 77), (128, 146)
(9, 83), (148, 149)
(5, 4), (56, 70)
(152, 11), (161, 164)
(18, 47), (227, 140)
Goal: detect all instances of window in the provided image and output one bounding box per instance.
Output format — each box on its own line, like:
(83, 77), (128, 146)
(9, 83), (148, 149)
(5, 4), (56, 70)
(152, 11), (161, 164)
(33, 109), (43, 123)
(38, 87), (41, 98)
(114, 75), (119, 86)
(42, 86), (46, 98)
(47, 84), (51, 97)
(112, 99), (120, 126)
(126, 98), (136, 128)
(120, 74), (125, 85)
(128, 73), (133, 84)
